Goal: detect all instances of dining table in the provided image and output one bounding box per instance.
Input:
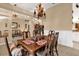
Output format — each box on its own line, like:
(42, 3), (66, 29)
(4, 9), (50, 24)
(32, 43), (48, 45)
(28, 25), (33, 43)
(17, 37), (49, 56)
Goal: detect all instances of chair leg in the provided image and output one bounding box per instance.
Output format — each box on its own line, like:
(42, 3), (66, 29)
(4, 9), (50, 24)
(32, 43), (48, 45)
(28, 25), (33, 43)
(55, 48), (59, 56)
(51, 52), (54, 56)
(50, 49), (54, 56)
(55, 40), (59, 56)
(21, 49), (29, 56)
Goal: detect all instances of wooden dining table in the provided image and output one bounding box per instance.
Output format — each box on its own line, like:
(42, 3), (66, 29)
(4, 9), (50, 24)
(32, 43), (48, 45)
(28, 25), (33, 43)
(17, 37), (48, 56)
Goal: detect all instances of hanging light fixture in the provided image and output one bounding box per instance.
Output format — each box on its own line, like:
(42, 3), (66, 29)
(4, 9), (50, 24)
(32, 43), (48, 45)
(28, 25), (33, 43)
(11, 4), (18, 18)
(34, 3), (46, 19)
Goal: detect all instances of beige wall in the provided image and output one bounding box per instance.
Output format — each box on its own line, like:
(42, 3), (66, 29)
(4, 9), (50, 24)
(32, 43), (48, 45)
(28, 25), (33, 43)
(43, 3), (72, 30)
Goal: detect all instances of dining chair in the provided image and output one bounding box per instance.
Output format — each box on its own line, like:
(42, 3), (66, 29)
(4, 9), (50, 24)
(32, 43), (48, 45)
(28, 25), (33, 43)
(36, 35), (54, 56)
(27, 31), (30, 38)
(21, 48), (29, 56)
(39, 34), (56, 56)
(10, 41), (29, 56)
(54, 32), (59, 56)
(5, 37), (12, 56)
(23, 31), (30, 39)
(47, 30), (59, 56)
(36, 43), (50, 56)
(33, 29), (38, 37)
(49, 31), (59, 56)
(2, 32), (12, 56)
(48, 34), (55, 56)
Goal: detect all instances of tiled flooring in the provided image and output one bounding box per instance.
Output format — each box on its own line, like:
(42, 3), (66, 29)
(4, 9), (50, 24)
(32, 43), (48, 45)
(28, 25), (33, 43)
(58, 45), (79, 56)
(0, 44), (79, 56)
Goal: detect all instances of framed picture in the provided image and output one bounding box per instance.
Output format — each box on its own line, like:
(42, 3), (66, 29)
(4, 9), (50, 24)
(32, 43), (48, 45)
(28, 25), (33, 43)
(12, 22), (18, 29)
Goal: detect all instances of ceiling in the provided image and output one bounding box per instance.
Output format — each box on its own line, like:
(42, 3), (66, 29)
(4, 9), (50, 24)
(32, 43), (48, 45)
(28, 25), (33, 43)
(0, 3), (58, 20)
(11, 3), (57, 12)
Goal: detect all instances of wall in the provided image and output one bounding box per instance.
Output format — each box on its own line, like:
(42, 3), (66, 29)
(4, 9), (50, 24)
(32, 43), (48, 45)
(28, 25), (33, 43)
(43, 3), (72, 30)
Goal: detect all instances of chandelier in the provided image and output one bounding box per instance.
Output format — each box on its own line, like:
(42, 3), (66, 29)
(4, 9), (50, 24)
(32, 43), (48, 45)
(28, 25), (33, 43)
(34, 3), (46, 19)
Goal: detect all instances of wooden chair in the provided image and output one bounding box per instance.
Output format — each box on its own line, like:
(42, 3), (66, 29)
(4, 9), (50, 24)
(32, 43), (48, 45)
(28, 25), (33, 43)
(2, 32), (12, 56)
(23, 31), (30, 39)
(47, 30), (59, 56)
(38, 34), (56, 56)
(49, 32), (59, 56)
(5, 34), (29, 56)
(36, 30), (59, 56)
(48, 33), (55, 56)
(54, 32), (59, 56)
(21, 48), (29, 56)
(36, 35), (54, 56)
(5, 37), (12, 56)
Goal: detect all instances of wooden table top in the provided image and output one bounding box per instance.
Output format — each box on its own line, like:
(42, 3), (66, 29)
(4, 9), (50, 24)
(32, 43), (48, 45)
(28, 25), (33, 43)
(17, 39), (47, 54)
(17, 35), (53, 56)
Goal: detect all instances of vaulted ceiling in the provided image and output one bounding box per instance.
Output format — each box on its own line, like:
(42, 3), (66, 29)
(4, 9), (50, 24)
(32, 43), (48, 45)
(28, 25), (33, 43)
(11, 3), (57, 12)
(0, 3), (58, 20)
